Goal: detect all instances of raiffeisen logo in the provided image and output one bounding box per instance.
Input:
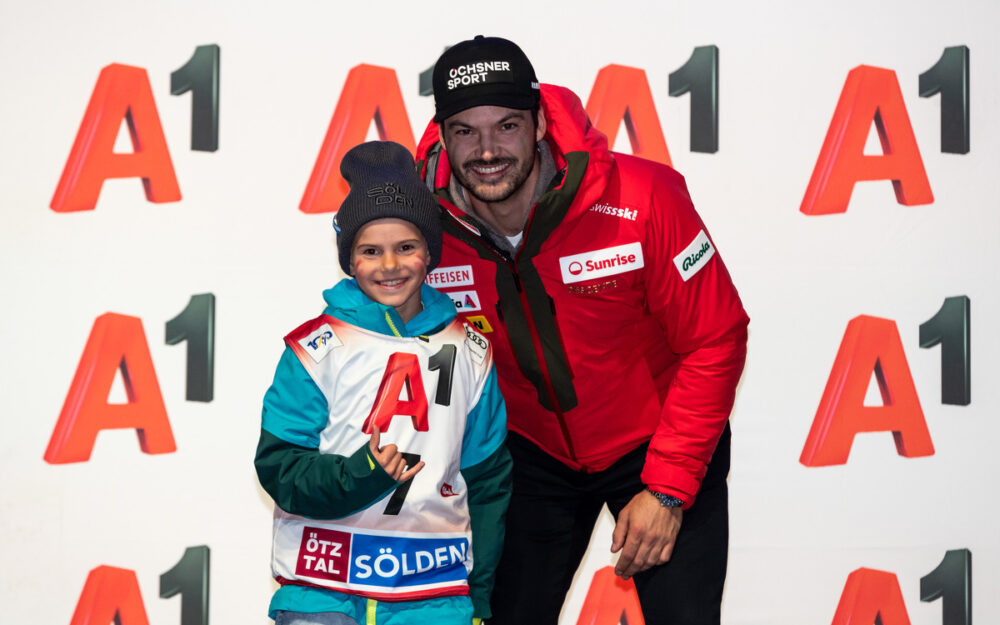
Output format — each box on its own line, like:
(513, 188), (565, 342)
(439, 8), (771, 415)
(426, 265), (474, 288)
(559, 242), (644, 284)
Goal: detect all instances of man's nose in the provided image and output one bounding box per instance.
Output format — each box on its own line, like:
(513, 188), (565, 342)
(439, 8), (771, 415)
(478, 132), (498, 161)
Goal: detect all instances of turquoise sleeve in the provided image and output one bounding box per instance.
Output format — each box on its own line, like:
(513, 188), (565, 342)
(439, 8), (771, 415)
(254, 346), (397, 518)
(460, 366), (508, 469)
(260, 347), (329, 448)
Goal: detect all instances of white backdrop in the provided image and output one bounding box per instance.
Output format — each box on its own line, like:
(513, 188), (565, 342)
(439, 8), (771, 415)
(2, 1), (998, 623)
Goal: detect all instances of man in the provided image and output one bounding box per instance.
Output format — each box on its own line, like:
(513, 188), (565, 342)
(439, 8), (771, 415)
(415, 35), (749, 624)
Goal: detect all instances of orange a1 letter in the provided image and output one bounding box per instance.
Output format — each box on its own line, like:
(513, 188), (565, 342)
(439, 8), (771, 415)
(800, 315), (934, 466)
(829, 568), (912, 625)
(45, 313), (176, 464)
(68, 566), (151, 625)
(801, 65), (933, 215)
(361, 353), (429, 434)
(575, 566), (645, 625)
(51, 63), (181, 212)
(300, 64), (416, 214)
(585, 65), (672, 167)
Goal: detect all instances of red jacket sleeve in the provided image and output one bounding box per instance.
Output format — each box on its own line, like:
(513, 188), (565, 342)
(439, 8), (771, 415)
(638, 167), (749, 508)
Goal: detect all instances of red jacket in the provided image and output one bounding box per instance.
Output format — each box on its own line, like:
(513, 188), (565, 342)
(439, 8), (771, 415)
(416, 85), (749, 506)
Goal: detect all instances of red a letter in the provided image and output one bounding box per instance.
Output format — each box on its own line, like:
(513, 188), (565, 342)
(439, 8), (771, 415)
(361, 353), (429, 434)
(45, 313), (176, 464)
(51, 63), (181, 212)
(801, 65), (933, 215)
(586, 65), (672, 167)
(800, 315), (934, 466)
(300, 64), (416, 214)
(68, 566), (151, 625)
(575, 566), (645, 625)
(829, 568), (912, 625)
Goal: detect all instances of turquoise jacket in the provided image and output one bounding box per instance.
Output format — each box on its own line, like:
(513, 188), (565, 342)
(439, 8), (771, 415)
(255, 279), (511, 624)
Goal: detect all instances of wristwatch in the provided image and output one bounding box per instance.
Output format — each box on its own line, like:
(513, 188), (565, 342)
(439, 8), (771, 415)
(646, 487), (684, 508)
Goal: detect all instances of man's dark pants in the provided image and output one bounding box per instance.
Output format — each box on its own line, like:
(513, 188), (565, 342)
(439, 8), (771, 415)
(489, 424), (731, 625)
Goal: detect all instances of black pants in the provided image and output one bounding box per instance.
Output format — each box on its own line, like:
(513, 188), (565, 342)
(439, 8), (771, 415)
(489, 424), (731, 625)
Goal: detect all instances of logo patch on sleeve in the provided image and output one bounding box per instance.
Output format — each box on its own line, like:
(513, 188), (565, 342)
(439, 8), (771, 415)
(673, 230), (716, 282)
(299, 324), (342, 363)
(446, 290), (482, 312)
(464, 324), (488, 366)
(559, 242), (644, 284)
(425, 265), (474, 288)
(466, 315), (493, 333)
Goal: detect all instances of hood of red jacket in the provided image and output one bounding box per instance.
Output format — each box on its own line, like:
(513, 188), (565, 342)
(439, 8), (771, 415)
(415, 83), (615, 230)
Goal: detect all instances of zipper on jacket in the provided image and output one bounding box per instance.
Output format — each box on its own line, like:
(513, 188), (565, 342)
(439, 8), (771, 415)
(455, 213), (577, 459)
(441, 194), (579, 462)
(517, 285), (577, 460)
(512, 210), (578, 460)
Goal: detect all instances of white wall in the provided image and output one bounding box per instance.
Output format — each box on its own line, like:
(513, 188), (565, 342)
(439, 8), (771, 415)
(1, 1), (997, 623)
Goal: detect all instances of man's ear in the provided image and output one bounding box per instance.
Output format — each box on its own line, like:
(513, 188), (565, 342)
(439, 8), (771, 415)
(438, 123), (446, 148)
(535, 108), (547, 142)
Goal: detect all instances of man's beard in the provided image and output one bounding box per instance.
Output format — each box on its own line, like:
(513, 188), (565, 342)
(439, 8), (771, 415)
(452, 155), (534, 204)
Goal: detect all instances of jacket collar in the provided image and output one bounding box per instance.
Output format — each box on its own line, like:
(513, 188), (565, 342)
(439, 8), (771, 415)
(322, 279), (457, 337)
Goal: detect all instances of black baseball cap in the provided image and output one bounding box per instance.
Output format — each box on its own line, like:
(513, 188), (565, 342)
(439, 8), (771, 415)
(432, 35), (540, 123)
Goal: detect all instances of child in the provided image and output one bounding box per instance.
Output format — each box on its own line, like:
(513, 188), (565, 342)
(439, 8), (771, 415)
(255, 141), (511, 625)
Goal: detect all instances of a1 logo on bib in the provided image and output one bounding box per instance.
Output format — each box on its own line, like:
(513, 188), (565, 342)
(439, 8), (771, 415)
(673, 230), (715, 282)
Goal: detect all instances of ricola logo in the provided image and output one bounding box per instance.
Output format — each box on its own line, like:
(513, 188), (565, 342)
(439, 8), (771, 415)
(682, 242), (711, 270)
(559, 242), (644, 284)
(673, 230), (716, 282)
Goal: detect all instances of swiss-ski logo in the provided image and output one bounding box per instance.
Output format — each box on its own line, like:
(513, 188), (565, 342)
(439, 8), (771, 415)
(440, 482), (459, 497)
(589, 202), (637, 221)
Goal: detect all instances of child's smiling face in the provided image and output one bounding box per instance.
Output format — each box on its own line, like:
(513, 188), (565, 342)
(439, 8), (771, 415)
(351, 218), (430, 323)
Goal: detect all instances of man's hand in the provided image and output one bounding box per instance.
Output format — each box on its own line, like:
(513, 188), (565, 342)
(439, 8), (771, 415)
(368, 425), (424, 482)
(610, 489), (683, 580)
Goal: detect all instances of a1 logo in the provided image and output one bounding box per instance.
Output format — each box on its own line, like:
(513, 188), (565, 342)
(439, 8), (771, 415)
(51, 46), (220, 212)
(45, 294), (215, 464)
(801, 47), (969, 216)
(801, 296), (970, 466)
(66, 546), (210, 625)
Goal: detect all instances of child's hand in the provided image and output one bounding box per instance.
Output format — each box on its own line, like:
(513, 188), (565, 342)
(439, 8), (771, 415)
(368, 424), (425, 482)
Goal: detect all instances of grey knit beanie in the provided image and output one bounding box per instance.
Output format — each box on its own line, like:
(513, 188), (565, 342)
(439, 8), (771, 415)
(334, 141), (442, 274)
